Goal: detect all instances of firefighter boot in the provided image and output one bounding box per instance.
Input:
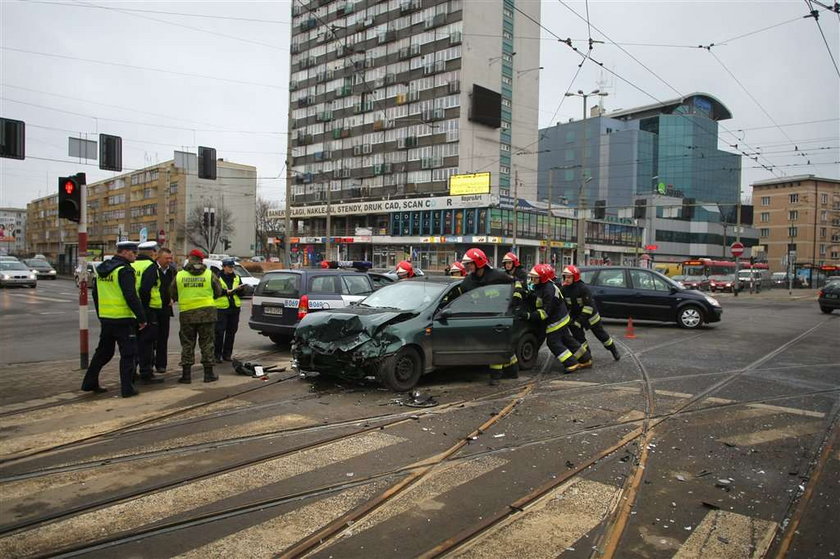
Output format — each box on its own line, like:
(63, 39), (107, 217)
(178, 366), (192, 384)
(488, 369), (502, 386)
(563, 359), (581, 374)
(204, 365), (218, 383)
(609, 344), (621, 361)
(502, 361), (519, 379)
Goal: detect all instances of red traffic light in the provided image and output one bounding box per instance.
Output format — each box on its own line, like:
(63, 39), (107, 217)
(63, 180), (76, 195)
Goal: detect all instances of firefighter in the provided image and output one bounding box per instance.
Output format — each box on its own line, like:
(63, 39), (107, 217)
(523, 264), (582, 373)
(459, 248), (520, 385)
(395, 260), (415, 279)
(502, 252), (528, 283)
(560, 265), (620, 363)
(448, 261), (466, 277)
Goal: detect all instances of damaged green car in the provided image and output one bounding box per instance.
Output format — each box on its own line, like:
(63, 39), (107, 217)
(291, 277), (543, 391)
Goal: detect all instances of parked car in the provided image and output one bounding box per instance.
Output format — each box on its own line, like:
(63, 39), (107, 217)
(75, 262), (102, 287)
(250, 256), (266, 263)
(679, 275), (709, 291)
(292, 278), (543, 391)
(0, 261), (37, 288)
(818, 280), (840, 314)
(771, 272), (805, 289)
(578, 266), (722, 329)
(367, 272), (396, 290)
(737, 269), (771, 292)
(249, 268), (374, 346)
(24, 258), (57, 279)
(0, 255), (20, 262)
(708, 274), (738, 293)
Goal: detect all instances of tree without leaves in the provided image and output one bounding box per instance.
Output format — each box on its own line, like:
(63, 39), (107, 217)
(186, 205), (235, 254)
(255, 197), (284, 257)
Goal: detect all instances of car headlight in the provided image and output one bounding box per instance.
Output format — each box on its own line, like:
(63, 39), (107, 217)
(704, 294), (720, 307)
(0, 274), (9, 280)
(30, 273), (37, 280)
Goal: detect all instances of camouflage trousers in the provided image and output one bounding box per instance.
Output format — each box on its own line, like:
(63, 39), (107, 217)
(179, 322), (215, 367)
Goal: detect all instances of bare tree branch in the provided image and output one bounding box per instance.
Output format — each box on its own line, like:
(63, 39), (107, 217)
(255, 197), (284, 257)
(186, 205), (235, 254)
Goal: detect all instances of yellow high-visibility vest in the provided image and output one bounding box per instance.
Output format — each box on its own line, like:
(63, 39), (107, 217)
(98, 265), (135, 319)
(132, 259), (162, 309)
(176, 268), (215, 312)
(215, 275), (242, 309)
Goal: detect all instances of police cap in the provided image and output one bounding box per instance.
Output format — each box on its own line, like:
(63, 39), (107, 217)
(116, 240), (139, 252)
(221, 258), (235, 267)
(138, 241), (159, 251)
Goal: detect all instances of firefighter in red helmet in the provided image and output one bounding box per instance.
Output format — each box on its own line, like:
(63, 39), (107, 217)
(458, 248), (522, 385)
(560, 265), (620, 363)
(522, 263), (582, 373)
(395, 260), (415, 279)
(501, 251), (528, 283)
(448, 261), (466, 277)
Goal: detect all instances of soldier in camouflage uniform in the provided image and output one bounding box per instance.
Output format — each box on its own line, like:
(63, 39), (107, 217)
(171, 249), (224, 383)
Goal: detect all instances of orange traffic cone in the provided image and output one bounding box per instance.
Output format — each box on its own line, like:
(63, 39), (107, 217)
(624, 316), (637, 339)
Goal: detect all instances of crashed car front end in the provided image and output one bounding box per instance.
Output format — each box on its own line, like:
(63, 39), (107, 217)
(291, 309), (412, 380)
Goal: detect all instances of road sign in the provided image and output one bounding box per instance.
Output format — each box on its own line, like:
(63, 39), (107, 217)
(730, 241), (744, 257)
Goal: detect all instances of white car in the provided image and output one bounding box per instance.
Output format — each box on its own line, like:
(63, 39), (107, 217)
(75, 262), (102, 287)
(0, 261), (37, 288)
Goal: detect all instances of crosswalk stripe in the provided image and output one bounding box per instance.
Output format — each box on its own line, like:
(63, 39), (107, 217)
(451, 479), (620, 558)
(5, 294), (72, 303)
(673, 510), (776, 559)
(717, 420), (823, 447)
(175, 482), (387, 558)
(0, 432), (406, 558)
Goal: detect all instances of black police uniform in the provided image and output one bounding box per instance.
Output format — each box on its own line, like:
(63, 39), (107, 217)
(135, 254), (163, 381)
(154, 261), (176, 372)
(214, 270), (242, 361)
(81, 254), (147, 397)
(561, 279), (620, 361)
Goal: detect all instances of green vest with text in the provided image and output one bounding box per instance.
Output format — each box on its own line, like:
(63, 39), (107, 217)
(98, 265), (135, 319)
(215, 275), (242, 309)
(131, 259), (162, 309)
(176, 268), (215, 312)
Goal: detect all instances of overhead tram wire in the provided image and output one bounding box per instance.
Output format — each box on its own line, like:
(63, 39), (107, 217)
(803, 0), (840, 77)
(553, 0), (786, 177)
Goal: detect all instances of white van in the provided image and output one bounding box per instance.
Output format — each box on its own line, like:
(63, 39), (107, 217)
(737, 269), (771, 292)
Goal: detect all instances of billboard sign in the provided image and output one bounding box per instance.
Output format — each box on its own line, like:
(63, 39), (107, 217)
(449, 172), (491, 196)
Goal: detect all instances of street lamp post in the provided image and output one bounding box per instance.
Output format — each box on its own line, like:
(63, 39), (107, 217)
(564, 89), (607, 266)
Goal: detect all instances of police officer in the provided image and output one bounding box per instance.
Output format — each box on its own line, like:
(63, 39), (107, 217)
(523, 264), (582, 373)
(133, 241), (165, 384)
(153, 247), (175, 373)
(395, 260), (415, 279)
(502, 252), (528, 283)
(171, 249), (224, 383)
(214, 258), (244, 363)
(560, 265), (620, 363)
(459, 248), (521, 385)
(81, 241), (147, 398)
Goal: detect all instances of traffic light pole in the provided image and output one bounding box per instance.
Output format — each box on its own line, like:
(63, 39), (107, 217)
(78, 177), (89, 369)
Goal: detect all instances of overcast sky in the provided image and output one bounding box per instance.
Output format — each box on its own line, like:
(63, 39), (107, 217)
(1, 0), (838, 210)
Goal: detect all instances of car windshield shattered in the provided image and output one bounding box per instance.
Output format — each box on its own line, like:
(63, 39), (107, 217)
(359, 281), (448, 311)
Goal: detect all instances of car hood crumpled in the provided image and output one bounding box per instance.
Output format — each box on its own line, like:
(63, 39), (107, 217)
(295, 308), (408, 353)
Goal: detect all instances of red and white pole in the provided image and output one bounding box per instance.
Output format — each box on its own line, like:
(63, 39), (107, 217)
(78, 174), (89, 370)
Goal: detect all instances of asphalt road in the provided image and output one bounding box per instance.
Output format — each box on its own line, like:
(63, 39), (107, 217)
(0, 278), (276, 366)
(0, 285), (837, 558)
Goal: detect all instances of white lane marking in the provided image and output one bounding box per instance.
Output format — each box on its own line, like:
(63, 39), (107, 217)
(452, 479), (620, 558)
(5, 294), (72, 303)
(673, 510), (776, 559)
(718, 421), (823, 447)
(0, 432), (406, 558)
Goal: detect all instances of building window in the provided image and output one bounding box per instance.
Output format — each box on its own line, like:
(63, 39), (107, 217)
(760, 228), (769, 237)
(821, 193), (828, 204)
(500, 144), (510, 152)
(761, 196), (770, 206)
(821, 210), (828, 221)
(789, 210), (798, 220)
(820, 227), (827, 238)
(789, 193), (799, 203)
(820, 244), (826, 255)
(789, 226), (798, 238)
(500, 165), (510, 174)
(760, 212), (770, 222)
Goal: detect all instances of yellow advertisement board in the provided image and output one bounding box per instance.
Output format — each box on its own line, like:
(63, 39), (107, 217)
(449, 172), (491, 196)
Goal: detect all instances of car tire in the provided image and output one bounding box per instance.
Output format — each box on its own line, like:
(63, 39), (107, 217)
(516, 332), (540, 371)
(376, 346), (422, 392)
(269, 334), (292, 346)
(677, 305), (704, 329)
(820, 306), (833, 314)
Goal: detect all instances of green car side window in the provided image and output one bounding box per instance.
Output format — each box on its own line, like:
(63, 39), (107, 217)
(444, 285), (512, 315)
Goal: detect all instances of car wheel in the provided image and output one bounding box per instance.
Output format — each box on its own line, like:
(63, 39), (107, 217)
(677, 305), (704, 329)
(376, 346), (422, 392)
(269, 334), (292, 346)
(820, 306), (833, 314)
(516, 332), (540, 371)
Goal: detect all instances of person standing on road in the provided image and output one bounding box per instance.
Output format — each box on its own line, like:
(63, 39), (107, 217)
(502, 252), (528, 284)
(523, 264), (582, 374)
(171, 249), (224, 384)
(459, 248), (520, 385)
(153, 247), (175, 373)
(132, 241), (165, 385)
(81, 241), (146, 398)
(214, 258), (244, 363)
(560, 265), (620, 363)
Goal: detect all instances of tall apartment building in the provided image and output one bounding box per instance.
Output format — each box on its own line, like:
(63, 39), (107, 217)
(26, 157), (256, 268)
(0, 207), (26, 256)
(752, 175), (840, 278)
(537, 93), (742, 213)
(287, 0), (554, 269)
